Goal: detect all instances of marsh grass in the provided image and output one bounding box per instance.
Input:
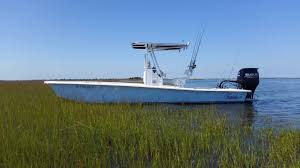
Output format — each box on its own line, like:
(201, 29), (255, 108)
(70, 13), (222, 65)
(0, 81), (299, 167)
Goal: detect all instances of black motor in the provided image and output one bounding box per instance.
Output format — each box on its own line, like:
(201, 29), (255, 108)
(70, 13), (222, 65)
(237, 68), (259, 96)
(218, 68), (259, 99)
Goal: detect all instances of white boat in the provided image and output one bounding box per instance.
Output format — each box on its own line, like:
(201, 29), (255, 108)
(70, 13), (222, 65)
(45, 36), (259, 104)
(44, 81), (251, 103)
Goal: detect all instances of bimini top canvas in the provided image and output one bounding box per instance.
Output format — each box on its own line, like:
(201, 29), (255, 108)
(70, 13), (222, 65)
(132, 42), (188, 51)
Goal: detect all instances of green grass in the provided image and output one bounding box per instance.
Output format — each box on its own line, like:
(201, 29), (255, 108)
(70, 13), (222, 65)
(0, 81), (299, 167)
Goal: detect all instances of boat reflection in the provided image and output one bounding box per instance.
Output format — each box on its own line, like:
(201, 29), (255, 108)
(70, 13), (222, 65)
(156, 103), (257, 127)
(215, 103), (256, 127)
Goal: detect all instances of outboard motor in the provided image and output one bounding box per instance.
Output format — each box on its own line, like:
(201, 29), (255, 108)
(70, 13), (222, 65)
(218, 68), (259, 99)
(237, 68), (259, 94)
(237, 68), (259, 99)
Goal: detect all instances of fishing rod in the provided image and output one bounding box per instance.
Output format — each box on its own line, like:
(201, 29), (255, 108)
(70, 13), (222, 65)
(184, 30), (205, 79)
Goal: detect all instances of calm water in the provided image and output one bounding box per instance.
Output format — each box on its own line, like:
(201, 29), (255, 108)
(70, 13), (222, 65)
(184, 79), (300, 129)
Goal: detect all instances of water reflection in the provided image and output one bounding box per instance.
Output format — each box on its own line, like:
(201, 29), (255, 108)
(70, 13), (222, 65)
(155, 103), (257, 127)
(215, 103), (256, 127)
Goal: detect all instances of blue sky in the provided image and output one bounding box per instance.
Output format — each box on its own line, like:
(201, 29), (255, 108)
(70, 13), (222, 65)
(0, 0), (299, 80)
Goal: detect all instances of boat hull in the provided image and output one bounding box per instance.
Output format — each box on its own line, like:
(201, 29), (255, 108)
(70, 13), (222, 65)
(45, 81), (251, 104)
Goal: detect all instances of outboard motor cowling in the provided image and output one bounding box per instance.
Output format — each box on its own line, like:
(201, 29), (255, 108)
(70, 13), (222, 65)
(237, 68), (259, 98)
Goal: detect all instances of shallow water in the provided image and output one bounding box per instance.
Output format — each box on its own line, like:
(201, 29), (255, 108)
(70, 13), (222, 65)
(184, 79), (300, 129)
